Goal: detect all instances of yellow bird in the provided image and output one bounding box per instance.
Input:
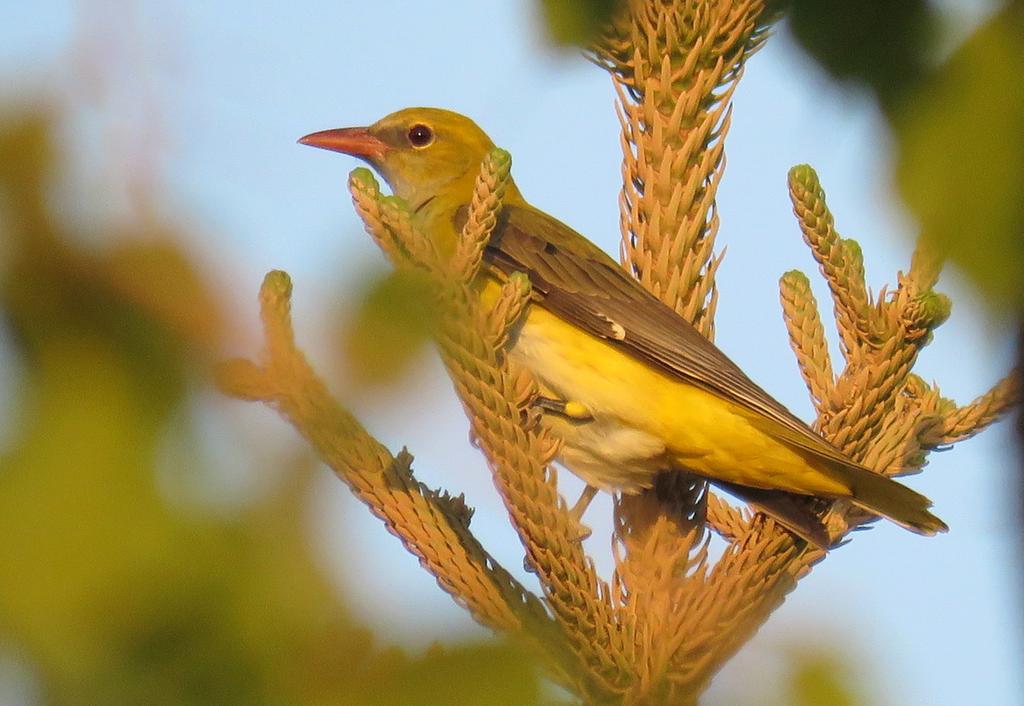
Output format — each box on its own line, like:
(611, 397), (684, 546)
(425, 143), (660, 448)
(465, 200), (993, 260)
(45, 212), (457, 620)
(299, 107), (947, 547)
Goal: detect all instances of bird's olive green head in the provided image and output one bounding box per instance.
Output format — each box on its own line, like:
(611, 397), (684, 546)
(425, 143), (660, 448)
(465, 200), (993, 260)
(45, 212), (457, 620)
(299, 107), (506, 210)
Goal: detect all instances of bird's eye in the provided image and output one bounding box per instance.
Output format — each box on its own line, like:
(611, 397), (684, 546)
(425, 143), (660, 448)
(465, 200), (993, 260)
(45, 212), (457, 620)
(407, 124), (434, 148)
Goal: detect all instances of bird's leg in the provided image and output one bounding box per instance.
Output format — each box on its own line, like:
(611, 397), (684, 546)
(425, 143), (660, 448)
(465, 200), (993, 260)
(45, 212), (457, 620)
(534, 395), (596, 541)
(571, 484), (599, 520)
(525, 488), (593, 565)
(567, 484), (599, 541)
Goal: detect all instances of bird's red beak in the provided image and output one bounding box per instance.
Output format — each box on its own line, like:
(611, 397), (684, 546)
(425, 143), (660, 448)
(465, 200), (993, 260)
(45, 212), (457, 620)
(297, 127), (389, 160)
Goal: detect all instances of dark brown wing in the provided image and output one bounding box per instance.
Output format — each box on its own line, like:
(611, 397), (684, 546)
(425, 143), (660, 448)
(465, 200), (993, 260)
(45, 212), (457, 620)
(472, 204), (859, 471)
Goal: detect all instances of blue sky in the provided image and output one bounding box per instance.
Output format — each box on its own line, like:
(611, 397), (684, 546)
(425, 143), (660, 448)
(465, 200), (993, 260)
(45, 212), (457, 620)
(2, 1), (1020, 704)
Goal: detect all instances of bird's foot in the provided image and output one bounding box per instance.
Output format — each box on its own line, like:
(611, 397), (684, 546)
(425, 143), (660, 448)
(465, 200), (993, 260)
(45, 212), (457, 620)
(534, 396), (593, 421)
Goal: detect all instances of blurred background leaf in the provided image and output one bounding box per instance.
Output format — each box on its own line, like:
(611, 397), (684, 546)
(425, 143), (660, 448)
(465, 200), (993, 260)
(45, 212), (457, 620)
(782, 0), (1024, 315)
(704, 640), (869, 706)
(537, 0), (623, 46)
(783, 0), (935, 109)
(0, 108), (540, 704)
(342, 268), (439, 385)
(896, 4), (1024, 312)
(783, 647), (863, 706)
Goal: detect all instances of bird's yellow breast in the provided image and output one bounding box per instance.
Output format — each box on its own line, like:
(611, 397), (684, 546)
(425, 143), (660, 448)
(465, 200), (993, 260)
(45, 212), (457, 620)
(478, 278), (844, 496)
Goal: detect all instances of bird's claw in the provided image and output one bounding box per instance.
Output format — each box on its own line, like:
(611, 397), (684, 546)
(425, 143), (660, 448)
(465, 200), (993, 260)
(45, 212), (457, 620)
(535, 396), (593, 421)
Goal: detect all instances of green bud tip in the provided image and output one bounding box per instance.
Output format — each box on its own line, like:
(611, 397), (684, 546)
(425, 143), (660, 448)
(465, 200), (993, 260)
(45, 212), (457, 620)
(788, 164), (819, 186)
(913, 291), (952, 328)
(781, 269), (811, 287)
(262, 270), (292, 299)
(489, 147), (512, 169)
(348, 167), (380, 192)
(842, 238), (863, 263)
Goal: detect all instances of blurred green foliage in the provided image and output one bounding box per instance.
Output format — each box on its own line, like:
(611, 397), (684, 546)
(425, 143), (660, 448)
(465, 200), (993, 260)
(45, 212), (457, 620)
(705, 643), (870, 706)
(537, 0), (623, 46)
(896, 4), (1024, 311)
(342, 268), (439, 384)
(0, 109), (539, 704)
(784, 0), (1024, 314)
(783, 648), (863, 706)
(784, 0), (934, 108)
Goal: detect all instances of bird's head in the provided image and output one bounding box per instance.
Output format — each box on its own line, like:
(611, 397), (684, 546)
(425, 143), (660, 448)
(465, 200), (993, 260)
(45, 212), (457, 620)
(299, 107), (513, 211)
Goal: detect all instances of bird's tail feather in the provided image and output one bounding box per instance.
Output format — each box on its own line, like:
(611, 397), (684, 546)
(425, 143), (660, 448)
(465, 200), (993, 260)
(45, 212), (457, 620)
(835, 462), (949, 535)
(716, 461), (948, 547)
